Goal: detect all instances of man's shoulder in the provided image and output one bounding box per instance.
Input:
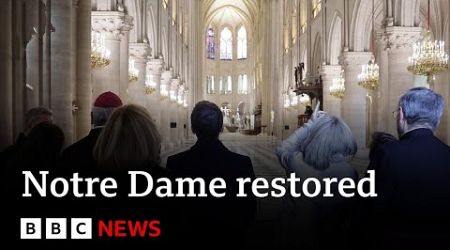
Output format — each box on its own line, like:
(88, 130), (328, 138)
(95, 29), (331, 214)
(223, 150), (252, 163)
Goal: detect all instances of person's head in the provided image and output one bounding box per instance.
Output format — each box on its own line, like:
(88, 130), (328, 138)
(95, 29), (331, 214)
(191, 101), (223, 140)
(302, 114), (357, 170)
(24, 107), (53, 135)
(18, 123), (65, 168)
(93, 104), (161, 170)
(396, 87), (444, 136)
(92, 91), (123, 127)
(369, 132), (397, 160)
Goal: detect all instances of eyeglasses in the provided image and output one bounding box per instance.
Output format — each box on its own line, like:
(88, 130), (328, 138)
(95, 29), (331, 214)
(392, 108), (400, 120)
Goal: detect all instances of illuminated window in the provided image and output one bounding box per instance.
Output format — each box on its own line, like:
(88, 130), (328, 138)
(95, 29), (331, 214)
(207, 76), (215, 94)
(238, 74), (249, 94)
(237, 26), (247, 59)
(220, 76), (232, 94)
(312, 0), (322, 18)
(220, 27), (233, 60)
(206, 26), (215, 59)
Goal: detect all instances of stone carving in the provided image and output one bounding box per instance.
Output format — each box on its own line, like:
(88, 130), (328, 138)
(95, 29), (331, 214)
(91, 11), (134, 40)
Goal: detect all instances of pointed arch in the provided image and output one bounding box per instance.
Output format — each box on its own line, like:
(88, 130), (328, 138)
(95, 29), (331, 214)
(327, 12), (342, 65)
(237, 26), (247, 59)
(206, 25), (215, 59)
(220, 27), (233, 60)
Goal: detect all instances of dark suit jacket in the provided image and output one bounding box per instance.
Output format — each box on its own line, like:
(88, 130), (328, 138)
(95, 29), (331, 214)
(362, 128), (450, 248)
(60, 128), (102, 172)
(166, 139), (256, 247)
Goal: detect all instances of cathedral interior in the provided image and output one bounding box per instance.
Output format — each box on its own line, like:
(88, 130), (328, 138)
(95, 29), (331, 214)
(1, 0), (450, 247)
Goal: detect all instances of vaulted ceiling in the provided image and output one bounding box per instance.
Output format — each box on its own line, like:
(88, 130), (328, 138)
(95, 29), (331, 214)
(202, 0), (259, 31)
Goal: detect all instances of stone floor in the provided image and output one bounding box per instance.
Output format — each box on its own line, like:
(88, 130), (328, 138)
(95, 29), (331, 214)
(160, 133), (370, 247)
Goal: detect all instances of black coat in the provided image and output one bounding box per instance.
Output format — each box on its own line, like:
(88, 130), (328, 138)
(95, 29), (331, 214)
(166, 139), (256, 247)
(360, 128), (450, 249)
(60, 128), (102, 172)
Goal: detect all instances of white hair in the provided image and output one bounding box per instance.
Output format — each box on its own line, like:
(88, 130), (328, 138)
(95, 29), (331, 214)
(399, 87), (444, 131)
(301, 115), (357, 170)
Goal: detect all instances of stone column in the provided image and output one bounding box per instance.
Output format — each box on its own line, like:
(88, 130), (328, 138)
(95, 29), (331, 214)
(51, 0), (74, 144)
(0, 0), (13, 149)
(75, 0), (92, 140)
(382, 26), (422, 135)
(128, 43), (150, 105)
(169, 77), (180, 147)
(119, 15), (133, 102)
(160, 69), (173, 150)
(91, 11), (131, 100)
(147, 58), (164, 128)
(340, 52), (373, 149)
(320, 65), (342, 118)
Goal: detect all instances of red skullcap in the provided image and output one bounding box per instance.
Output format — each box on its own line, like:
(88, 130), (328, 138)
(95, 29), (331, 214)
(94, 91), (123, 108)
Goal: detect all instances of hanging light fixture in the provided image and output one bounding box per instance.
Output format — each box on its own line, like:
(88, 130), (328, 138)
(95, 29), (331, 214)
(128, 59), (139, 82)
(358, 0), (379, 91)
(145, 74), (157, 94)
(183, 89), (189, 108)
(407, 0), (448, 87)
(330, 69), (346, 98)
(91, 32), (111, 69)
(177, 83), (185, 105)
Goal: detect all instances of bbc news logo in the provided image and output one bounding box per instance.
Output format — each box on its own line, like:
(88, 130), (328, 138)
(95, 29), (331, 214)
(21, 218), (92, 239)
(20, 218), (161, 239)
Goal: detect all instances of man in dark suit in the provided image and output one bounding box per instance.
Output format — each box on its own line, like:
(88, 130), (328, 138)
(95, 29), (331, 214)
(60, 91), (122, 172)
(362, 87), (450, 249)
(166, 101), (256, 247)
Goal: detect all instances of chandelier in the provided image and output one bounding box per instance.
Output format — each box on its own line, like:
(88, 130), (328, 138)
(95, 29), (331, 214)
(91, 32), (111, 69)
(177, 83), (185, 105)
(128, 59), (139, 82)
(407, 0), (448, 85)
(160, 82), (169, 98)
(330, 69), (345, 98)
(145, 75), (157, 94)
(358, 57), (379, 90)
(358, 0), (379, 91)
(183, 91), (189, 108)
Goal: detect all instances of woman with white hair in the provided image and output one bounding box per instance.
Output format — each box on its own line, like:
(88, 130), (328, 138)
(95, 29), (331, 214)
(276, 106), (358, 249)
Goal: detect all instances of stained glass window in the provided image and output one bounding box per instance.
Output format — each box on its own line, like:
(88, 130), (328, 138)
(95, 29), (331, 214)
(207, 26), (215, 59)
(220, 27), (233, 60)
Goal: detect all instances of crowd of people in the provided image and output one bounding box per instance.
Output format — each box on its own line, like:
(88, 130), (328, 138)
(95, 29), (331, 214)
(1, 87), (450, 249)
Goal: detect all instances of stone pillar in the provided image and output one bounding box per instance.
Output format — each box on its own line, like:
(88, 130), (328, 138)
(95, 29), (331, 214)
(128, 43), (150, 105)
(382, 27), (422, 135)
(51, 0), (74, 144)
(340, 52), (373, 149)
(91, 11), (132, 100)
(160, 69), (173, 149)
(147, 58), (164, 128)
(0, 0), (13, 149)
(320, 65), (342, 118)
(169, 77), (180, 147)
(120, 15), (133, 102)
(75, 0), (92, 140)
